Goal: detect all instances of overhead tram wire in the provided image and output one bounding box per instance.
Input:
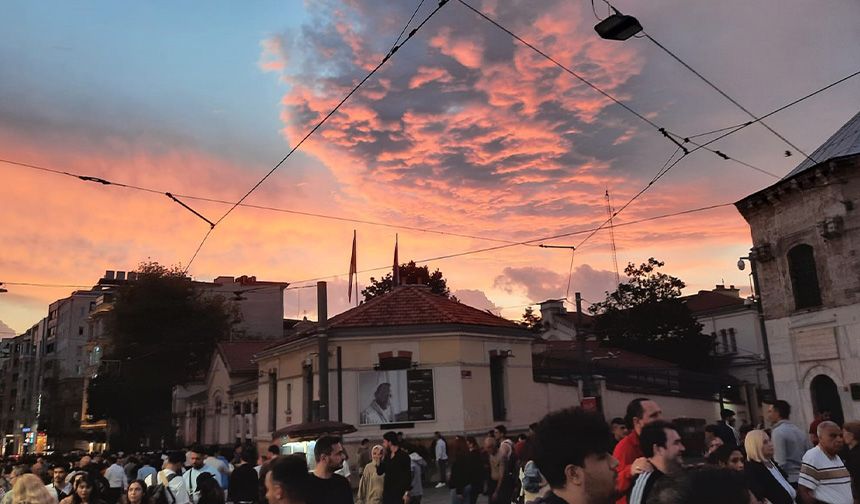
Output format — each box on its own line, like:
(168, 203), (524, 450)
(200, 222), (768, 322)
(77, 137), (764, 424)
(455, 0), (789, 181)
(0, 158), (538, 247)
(4, 68), (855, 277)
(183, 0), (453, 274)
(1, 201), (737, 293)
(595, 0), (818, 166)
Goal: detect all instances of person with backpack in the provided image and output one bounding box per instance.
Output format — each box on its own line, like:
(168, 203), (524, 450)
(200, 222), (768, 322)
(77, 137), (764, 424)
(491, 425), (518, 504)
(144, 453), (189, 504)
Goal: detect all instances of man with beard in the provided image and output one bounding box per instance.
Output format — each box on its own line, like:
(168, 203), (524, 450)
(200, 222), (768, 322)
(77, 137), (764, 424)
(377, 431), (412, 504)
(627, 421), (685, 504)
(308, 436), (353, 504)
(532, 407), (618, 504)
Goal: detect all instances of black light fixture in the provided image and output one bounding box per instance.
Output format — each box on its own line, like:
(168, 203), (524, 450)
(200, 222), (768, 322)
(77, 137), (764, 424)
(594, 12), (642, 41)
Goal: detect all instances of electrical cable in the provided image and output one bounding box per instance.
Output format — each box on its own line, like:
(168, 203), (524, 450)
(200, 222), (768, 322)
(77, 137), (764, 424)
(183, 0), (452, 274)
(0, 158), (539, 247)
(596, 0), (817, 165)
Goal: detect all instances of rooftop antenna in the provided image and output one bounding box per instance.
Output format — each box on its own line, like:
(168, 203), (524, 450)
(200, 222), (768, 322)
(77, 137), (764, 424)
(605, 189), (621, 286)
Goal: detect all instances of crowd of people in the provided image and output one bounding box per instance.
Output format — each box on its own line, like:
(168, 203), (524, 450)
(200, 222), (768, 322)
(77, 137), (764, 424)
(1, 397), (858, 504)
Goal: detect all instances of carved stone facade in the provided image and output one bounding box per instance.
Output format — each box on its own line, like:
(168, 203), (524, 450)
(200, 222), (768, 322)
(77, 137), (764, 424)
(735, 110), (860, 427)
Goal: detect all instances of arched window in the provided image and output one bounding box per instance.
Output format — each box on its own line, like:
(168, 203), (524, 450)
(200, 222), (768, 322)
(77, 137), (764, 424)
(788, 244), (822, 310)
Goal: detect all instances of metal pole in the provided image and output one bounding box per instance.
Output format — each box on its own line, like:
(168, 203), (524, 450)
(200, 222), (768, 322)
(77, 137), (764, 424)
(336, 346), (343, 422)
(317, 282), (329, 421)
(749, 258), (777, 399)
(576, 293), (595, 398)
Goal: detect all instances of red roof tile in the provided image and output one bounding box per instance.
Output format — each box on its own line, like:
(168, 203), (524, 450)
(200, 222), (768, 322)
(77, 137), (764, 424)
(217, 341), (274, 374)
(322, 285), (521, 330)
(533, 339), (676, 370)
(683, 290), (746, 313)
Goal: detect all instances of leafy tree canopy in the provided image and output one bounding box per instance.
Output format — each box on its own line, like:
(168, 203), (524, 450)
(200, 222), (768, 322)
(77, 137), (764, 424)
(87, 261), (236, 448)
(588, 258), (713, 368)
(362, 261), (452, 301)
(520, 306), (542, 332)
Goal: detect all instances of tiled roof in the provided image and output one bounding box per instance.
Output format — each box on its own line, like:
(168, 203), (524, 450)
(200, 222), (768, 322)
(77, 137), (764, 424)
(217, 341), (274, 374)
(320, 285), (521, 330)
(533, 340), (676, 370)
(682, 290), (746, 313)
(784, 110), (860, 178)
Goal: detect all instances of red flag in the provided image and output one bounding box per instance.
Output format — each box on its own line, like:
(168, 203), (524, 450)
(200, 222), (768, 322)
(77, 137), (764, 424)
(393, 234), (400, 287)
(348, 230), (357, 303)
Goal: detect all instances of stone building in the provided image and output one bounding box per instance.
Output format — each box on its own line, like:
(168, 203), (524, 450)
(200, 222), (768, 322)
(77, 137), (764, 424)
(254, 285), (579, 455)
(735, 110), (860, 427)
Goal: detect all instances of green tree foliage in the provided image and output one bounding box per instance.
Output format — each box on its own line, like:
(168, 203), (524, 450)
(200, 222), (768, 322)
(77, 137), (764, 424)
(587, 258), (713, 368)
(362, 261), (451, 301)
(87, 261), (235, 449)
(520, 306), (542, 331)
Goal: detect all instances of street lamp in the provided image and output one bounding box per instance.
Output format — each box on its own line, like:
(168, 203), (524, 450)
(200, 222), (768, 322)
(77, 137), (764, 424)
(594, 11), (643, 41)
(738, 255), (776, 399)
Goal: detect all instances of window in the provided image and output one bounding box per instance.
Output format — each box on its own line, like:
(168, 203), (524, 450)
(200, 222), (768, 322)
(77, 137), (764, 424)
(78, 326), (84, 336)
(788, 244), (822, 309)
(490, 355), (507, 421)
(303, 364), (314, 422)
(286, 383), (292, 414)
(720, 330), (728, 353)
(729, 328), (737, 353)
(268, 372), (277, 432)
(46, 343), (55, 354)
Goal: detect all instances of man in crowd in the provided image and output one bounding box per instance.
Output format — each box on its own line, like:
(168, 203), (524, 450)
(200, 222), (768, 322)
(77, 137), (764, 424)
(308, 435), (353, 504)
(204, 446), (230, 490)
(104, 455), (128, 504)
(628, 421), (685, 504)
(377, 431), (412, 504)
(357, 439), (372, 477)
(713, 409), (740, 448)
(532, 407), (618, 504)
(145, 452), (190, 504)
(798, 421), (853, 504)
(45, 463), (71, 502)
(492, 425), (517, 504)
(767, 399), (809, 486)
(613, 397), (663, 504)
(183, 445), (220, 504)
(136, 457), (157, 483)
(434, 431), (448, 488)
(809, 409), (832, 446)
(610, 418), (628, 454)
(265, 455), (311, 504)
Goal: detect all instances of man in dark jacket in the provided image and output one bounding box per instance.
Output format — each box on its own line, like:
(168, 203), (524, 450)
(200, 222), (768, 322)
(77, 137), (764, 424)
(713, 409), (740, 448)
(378, 431), (412, 504)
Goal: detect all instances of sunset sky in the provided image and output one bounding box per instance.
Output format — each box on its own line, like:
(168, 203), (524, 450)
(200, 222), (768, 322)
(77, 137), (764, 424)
(2, 0), (860, 334)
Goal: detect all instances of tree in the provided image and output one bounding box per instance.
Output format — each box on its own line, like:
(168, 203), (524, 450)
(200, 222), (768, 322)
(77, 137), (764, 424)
(362, 261), (452, 301)
(520, 306), (542, 332)
(587, 258), (713, 368)
(87, 261), (235, 449)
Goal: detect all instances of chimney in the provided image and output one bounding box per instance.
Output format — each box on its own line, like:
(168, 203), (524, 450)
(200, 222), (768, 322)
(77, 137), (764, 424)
(713, 284), (741, 298)
(104, 271), (115, 280)
(539, 299), (566, 326)
(116, 271), (126, 281)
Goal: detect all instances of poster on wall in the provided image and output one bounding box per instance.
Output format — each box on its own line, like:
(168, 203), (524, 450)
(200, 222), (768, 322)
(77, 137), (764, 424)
(358, 369), (435, 424)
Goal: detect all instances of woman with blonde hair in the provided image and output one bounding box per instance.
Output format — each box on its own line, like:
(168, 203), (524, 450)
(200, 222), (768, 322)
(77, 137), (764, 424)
(11, 474), (55, 504)
(744, 429), (796, 504)
(356, 445), (385, 504)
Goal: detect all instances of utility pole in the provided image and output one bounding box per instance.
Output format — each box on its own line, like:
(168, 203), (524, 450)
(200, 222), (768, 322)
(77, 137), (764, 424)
(576, 292), (597, 404)
(605, 189), (620, 286)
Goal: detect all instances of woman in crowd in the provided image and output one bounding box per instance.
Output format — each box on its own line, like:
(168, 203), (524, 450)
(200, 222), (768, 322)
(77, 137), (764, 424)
(842, 421), (860, 499)
(447, 437), (482, 504)
(195, 473), (224, 504)
(10, 474), (54, 504)
(707, 444), (745, 472)
(356, 445), (384, 504)
(63, 473), (105, 504)
(119, 480), (150, 504)
(743, 429), (795, 504)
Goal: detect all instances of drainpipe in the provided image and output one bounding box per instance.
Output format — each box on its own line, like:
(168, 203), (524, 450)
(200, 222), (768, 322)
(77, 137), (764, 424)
(317, 281), (329, 422)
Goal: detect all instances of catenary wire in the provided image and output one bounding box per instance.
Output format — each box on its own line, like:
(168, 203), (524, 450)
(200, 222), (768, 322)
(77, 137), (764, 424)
(0, 158), (538, 247)
(597, 0), (817, 165)
(0, 201), (736, 292)
(184, 0), (452, 274)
